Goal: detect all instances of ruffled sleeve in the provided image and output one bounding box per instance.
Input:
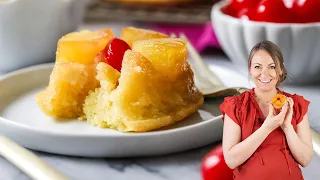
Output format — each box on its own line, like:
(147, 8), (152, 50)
(219, 96), (240, 126)
(293, 95), (310, 124)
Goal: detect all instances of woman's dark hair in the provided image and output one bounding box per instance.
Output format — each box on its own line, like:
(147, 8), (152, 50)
(248, 40), (288, 86)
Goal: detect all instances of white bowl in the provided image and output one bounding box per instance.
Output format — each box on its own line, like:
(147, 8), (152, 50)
(211, 1), (320, 85)
(0, 0), (88, 74)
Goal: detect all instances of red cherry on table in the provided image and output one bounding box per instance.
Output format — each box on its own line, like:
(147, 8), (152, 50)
(97, 38), (131, 72)
(248, 0), (294, 23)
(293, 0), (320, 23)
(222, 0), (259, 19)
(201, 145), (233, 180)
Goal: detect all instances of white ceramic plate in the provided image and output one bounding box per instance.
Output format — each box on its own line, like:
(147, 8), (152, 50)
(0, 63), (248, 157)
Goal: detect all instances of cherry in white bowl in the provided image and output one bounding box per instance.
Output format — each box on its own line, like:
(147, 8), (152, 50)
(211, 0), (320, 85)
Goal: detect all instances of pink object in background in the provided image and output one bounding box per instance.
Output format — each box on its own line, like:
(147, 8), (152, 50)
(151, 23), (221, 53)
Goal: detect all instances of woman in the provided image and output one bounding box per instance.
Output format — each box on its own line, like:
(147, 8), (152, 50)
(219, 40), (314, 180)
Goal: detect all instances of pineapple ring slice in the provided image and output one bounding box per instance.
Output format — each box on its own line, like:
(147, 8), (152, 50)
(132, 38), (187, 80)
(56, 29), (114, 64)
(120, 26), (168, 48)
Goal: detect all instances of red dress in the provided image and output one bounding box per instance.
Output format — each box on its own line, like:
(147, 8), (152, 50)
(219, 88), (310, 180)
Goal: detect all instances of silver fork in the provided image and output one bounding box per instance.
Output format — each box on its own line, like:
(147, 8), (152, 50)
(171, 33), (250, 98)
(0, 136), (68, 180)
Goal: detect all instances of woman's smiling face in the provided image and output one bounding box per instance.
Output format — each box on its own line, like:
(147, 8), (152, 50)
(250, 50), (281, 91)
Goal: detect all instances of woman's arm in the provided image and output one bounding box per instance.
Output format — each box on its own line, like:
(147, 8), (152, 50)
(223, 104), (287, 169)
(222, 114), (271, 169)
(283, 114), (314, 167)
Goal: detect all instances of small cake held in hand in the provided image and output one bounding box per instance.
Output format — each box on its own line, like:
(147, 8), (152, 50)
(272, 94), (287, 109)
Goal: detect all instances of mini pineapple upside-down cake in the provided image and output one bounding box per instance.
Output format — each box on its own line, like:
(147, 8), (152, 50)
(36, 27), (204, 132)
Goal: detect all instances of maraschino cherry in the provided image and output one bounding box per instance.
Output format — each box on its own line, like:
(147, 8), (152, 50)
(293, 0), (320, 23)
(222, 0), (259, 19)
(97, 38), (131, 72)
(249, 0), (294, 23)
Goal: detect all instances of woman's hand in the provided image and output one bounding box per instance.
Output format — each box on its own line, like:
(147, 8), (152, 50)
(281, 97), (294, 130)
(262, 103), (288, 132)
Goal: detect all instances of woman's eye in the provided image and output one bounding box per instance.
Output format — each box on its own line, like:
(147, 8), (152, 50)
(270, 66), (276, 69)
(254, 66), (260, 69)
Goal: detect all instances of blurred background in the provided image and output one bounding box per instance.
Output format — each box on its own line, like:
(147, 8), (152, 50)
(84, 0), (221, 52)
(86, 0), (217, 24)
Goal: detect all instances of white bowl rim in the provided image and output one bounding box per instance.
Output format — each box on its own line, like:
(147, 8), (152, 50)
(212, 1), (320, 27)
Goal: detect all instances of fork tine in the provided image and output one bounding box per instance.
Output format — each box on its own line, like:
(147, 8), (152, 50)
(179, 33), (225, 88)
(170, 33), (213, 89)
(188, 58), (215, 89)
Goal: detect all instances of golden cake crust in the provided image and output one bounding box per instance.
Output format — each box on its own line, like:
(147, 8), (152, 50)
(36, 62), (99, 118)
